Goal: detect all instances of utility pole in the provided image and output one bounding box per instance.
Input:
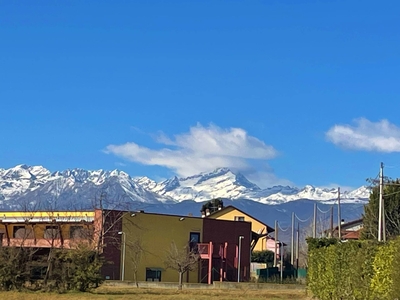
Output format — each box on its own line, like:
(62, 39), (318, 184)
(378, 162), (384, 242)
(313, 203), (317, 238)
(291, 212), (295, 266)
(330, 206), (334, 237)
(338, 187), (341, 240)
(274, 220), (278, 267)
(280, 242), (284, 284)
(296, 223), (299, 271)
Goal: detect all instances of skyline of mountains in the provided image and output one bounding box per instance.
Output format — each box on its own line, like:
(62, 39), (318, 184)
(0, 164), (370, 207)
(0, 164), (369, 226)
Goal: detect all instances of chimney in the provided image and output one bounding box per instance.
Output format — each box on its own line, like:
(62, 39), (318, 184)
(341, 219), (345, 225)
(218, 204), (222, 210)
(201, 211), (206, 218)
(206, 208), (210, 216)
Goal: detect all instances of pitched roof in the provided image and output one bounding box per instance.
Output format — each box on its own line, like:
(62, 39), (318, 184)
(342, 229), (361, 240)
(207, 205), (274, 233)
(333, 218), (363, 231)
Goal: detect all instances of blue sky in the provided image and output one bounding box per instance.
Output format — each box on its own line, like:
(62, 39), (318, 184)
(1, 1), (400, 189)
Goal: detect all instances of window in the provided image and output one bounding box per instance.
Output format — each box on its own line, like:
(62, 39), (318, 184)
(189, 232), (200, 252)
(70, 226), (92, 239)
(146, 268), (162, 281)
(13, 226), (34, 239)
(44, 226), (60, 239)
(234, 216), (245, 221)
(69, 226), (88, 239)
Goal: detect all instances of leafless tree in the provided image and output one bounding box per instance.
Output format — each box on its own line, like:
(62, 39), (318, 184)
(126, 237), (146, 287)
(164, 241), (199, 290)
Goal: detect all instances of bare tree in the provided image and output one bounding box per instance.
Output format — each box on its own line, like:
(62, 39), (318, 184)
(164, 242), (199, 290)
(126, 237), (146, 287)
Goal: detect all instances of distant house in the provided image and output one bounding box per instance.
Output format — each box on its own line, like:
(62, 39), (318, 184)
(329, 218), (363, 240)
(204, 205), (277, 253)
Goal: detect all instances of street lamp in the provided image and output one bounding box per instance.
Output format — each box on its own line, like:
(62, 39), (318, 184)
(237, 235), (244, 282)
(118, 231), (126, 281)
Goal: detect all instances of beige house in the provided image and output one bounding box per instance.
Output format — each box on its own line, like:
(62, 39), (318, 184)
(205, 205), (274, 252)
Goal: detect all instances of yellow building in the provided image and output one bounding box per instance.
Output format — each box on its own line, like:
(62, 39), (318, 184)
(0, 211), (95, 248)
(205, 205), (274, 252)
(121, 212), (203, 283)
(118, 210), (252, 284)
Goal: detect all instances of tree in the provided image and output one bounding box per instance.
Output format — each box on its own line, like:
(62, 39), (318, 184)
(362, 179), (400, 240)
(201, 198), (223, 215)
(251, 250), (274, 266)
(126, 237), (146, 288)
(164, 242), (199, 290)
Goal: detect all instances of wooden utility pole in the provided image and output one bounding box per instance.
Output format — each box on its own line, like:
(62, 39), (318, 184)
(296, 223), (299, 270)
(313, 203), (317, 238)
(274, 220), (278, 267)
(291, 212), (295, 266)
(378, 162), (384, 242)
(330, 206), (334, 237)
(338, 187), (341, 240)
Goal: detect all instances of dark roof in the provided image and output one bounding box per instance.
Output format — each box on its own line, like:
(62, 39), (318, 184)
(333, 218), (363, 231)
(207, 205), (274, 233)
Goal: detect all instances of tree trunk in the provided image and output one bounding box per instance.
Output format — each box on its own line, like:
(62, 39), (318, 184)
(134, 270), (139, 288)
(43, 249), (53, 285)
(178, 271), (183, 290)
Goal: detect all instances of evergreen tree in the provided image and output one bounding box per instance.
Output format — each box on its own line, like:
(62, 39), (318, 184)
(200, 198), (224, 214)
(362, 179), (400, 240)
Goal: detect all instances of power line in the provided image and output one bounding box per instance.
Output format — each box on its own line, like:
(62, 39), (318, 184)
(295, 213), (312, 223)
(278, 222), (290, 232)
(317, 205), (331, 214)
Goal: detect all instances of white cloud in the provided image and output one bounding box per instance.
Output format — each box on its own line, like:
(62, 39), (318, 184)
(105, 124), (280, 185)
(326, 118), (400, 152)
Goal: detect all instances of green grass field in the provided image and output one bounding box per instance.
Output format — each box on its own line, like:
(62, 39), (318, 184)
(0, 286), (309, 300)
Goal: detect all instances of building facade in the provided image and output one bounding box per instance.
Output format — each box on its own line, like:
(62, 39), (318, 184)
(205, 206), (274, 252)
(117, 211), (252, 284)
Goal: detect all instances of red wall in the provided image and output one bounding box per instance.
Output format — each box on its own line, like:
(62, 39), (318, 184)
(202, 218), (251, 282)
(101, 210), (123, 280)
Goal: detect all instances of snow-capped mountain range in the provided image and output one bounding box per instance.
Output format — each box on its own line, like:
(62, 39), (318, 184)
(0, 165), (370, 210)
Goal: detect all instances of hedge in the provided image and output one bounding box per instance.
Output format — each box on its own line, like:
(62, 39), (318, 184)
(307, 238), (400, 300)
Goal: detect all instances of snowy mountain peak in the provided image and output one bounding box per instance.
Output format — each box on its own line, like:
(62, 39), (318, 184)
(0, 165), (371, 211)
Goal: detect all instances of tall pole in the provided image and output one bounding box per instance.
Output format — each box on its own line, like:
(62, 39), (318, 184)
(330, 206), (334, 237)
(338, 187), (341, 240)
(296, 223), (300, 271)
(291, 212), (295, 266)
(237, 236), (243, 282)
(274, 220), (278, 267)
(378, 162), (384, 242)
(118, 231), (126, 281)
(280, 242), (284, 283)
(313, 203), (317, 238)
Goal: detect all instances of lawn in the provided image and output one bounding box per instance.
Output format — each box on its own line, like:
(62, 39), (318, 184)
(0, 286), (309, 300)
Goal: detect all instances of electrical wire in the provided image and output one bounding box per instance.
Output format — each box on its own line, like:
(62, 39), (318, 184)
(295, 213), (312, 223)
(277, 222), (290, 232)
(317, 205), (331, 214)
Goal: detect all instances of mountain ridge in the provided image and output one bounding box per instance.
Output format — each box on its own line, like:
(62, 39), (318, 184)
(0, 165), (370, 208)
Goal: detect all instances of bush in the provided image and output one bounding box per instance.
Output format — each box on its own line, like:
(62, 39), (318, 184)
(0, 245), (103, 292)
(307, 238), (400, 300)
(251, 250), (274, 266)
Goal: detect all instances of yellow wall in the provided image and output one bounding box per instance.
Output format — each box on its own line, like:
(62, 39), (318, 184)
(122, 213), (203, 283)
(0, 211), (95, 219)
(207, 208), (268, 251)
(0, 222), (93, 240)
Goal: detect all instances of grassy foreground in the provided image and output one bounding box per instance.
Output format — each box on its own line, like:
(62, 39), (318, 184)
(0, 286), (309, 300)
